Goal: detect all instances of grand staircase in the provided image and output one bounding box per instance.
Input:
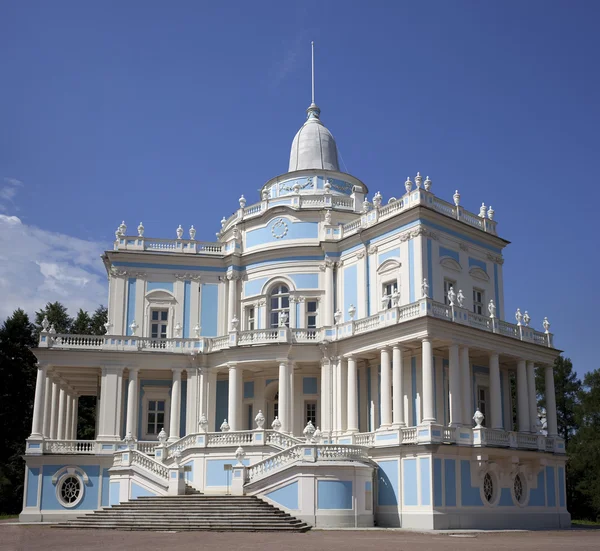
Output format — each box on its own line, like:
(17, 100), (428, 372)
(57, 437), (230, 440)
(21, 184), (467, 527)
(54, 495), (310, 532)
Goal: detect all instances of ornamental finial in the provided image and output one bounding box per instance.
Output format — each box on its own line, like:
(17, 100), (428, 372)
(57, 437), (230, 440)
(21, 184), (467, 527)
(404, 177), (412, 194)
(424, 175), (432, 191)
(453, 190), (460, 206)
(415, 172), (422, 188)
(479, 203), (487, 218)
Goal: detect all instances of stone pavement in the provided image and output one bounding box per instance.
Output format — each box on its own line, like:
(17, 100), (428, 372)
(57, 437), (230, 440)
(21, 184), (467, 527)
(1, 524), (599, 551)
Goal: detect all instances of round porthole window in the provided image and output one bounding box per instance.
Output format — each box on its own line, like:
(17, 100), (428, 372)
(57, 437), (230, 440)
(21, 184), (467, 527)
(513, 473), (527, 505)
(57, 474), (83, 507)
(483, 472), (494, 503)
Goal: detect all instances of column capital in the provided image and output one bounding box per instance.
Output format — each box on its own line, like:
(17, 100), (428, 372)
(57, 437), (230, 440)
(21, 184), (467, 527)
(344, 353), (356, 360)
(227, 362), (239, 371)
(128, 366), (139, 375)
(378, 345), (390, 352)
(421, 337), (432, 344)
(392, 343), (404, 351)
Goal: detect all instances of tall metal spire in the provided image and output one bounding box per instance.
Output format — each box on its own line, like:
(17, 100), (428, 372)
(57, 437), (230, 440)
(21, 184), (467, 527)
(311, 41), (315, 105)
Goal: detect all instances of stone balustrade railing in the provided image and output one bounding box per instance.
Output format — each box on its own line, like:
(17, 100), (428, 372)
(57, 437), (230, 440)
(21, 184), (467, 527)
(115, 449), (169, 480)
(245, 444), (371, 484)
(39, 298), (554, 354)
(114, 185), (498, 258)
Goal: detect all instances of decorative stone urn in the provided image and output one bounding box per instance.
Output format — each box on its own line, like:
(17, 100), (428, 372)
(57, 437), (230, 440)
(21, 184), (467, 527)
(235, 446), (246, 465)
(137, 222), (144, 237)
(189, 225), (196, 240)
(271, 417), (282, 432)
(118, 221), (127, 236)
(515, 308), (523, 326)
(303, 421), (316, 442)
(176, 225), (184, 239)
(158, 428), (168, 444)
(129, 320), (138, 336)
(220, 419), (230, 433)
(523, 311), (531, 327)
(334, 310), (342, 325)
(198, 413), (208, 433)
(373, 191), (382, 208)
(543, 317), (551, 333)
(424, 175), (432, 191)
(172, 449), (182, 466)
(231, 316), (239, 331)
(453, 189), (460, 206)
(313, 426), (322, 443)
(194, 324), (201, 338)
(473, 408), (484, 428)
(404, 177), (412, 193)
(41, 316), (50, 332)
(254, 410), (265, 429)
(348, 304), (356, 321)
(174, 322), (182, 338)
(479, 203), (487, 218)
(239, 195), (246, 208)
(415, 172), (422, 189)
(279, 311), (288, 328)
(124, 431), (136, 450)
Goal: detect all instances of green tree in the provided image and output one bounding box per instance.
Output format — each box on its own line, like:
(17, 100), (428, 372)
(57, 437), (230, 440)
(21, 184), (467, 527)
(71, 308), (92, 334)
(536, 356), (581, 446)
(568, 369), (600, 521)
(34, 301), (73, 337)
(89, 305), (108, 335)
(0, 309), (37, 514)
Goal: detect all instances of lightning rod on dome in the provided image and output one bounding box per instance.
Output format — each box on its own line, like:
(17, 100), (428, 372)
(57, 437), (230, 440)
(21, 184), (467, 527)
(311, 41), (315, 105)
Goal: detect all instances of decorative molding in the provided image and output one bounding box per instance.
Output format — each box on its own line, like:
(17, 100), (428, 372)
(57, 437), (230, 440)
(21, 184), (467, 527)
(459, 243), (469, 252)
(356, 250), (366, 260)
(440, 257), (462, 272)
(486, 252), (504, 265)
(469, 266), (490, 282)
(368, 245), (378, 255)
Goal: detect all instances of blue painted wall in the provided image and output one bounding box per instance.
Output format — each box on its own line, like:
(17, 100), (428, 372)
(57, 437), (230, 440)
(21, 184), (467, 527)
(378, 248), (400, 264)
(343, 264), (358, 321)
(126, 278), (136, 336)
(403, 458), (418, 506)
(420, 457), (431, 506)
(200, 283), (219, 336)
(265, 481), (299, 510)
(101, 468), (110, 507)
(494, 263), (501, 319)
(131, 482), (156, 499)
(109, 482), (120, 506)
(460, 460), (483, 506)
(244, 381), (254, 399)
(206, 459), (249, 487)
(468, 257), (487, 272)
(427, 238), (433, 301)
(290, 273), (319, 289)
(498, 488), (513, 506)
(26, 467), (39, 507)
(444, 459), (457, 506)
(246, 218), (319, 248)
(377, 459), (399, 506)
(303, 377), (317, 394)
(147, 281), (174, 293)
(433, 458), (443, 507)
(546, 466), (556, 507)
(317, 480), (353, 510)
(558, 467), (565, 507)
(529, 470), (546, 507)
(439, 246), (459, 263)
(41, 465), (100, 511)
(411, 357), (417, 426)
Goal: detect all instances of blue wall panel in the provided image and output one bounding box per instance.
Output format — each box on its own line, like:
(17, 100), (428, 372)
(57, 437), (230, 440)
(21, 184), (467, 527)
(378, 248), (400, 264)
(343, 264), (358, 321)
(26, 467), (39, 507)
(131, 482), (156, 499)
(206, 459), (249, 487)
(444, 459), (456, 507)
(403, 459), (418, 506)
(529, 471), (546, 507)
(101, 468), (110, 507)
(41, 465), (100, 511)
(439, 246), (460, 263)
(433, 458), (443, 507)
(200, 283), (219, 336)
(546, 466), (556, 507)
(558, 467), (565, 507)
(460, 460), (483, 506)
(377, 459), (399, 506)
(290, 273), (319, 289)
(494, 263), (501, 319)
(468, 257), (487, 272)
(317, 480), (353, 510)
(109, 482), (120, 506)
(246, 219), (319, 248)
(265, 481), (299, 510)
(303, 377), (318, 394)
(427, 238), (433, 301)
(244, 381), (254, 399)
(244, 277), (268, 297)
(147, 281), (174, 293)
(498, 488), (513, 506)
(411, 357), (417, 426)
(420, 457), (431, 506)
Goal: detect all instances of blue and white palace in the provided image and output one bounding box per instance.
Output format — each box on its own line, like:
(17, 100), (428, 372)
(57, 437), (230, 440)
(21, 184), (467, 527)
(22, 88), (569, 529)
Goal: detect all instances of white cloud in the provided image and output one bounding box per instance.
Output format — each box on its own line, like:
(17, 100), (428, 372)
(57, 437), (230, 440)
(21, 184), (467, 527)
(0, 214), (109, 323)
(0, 178), (23, 212)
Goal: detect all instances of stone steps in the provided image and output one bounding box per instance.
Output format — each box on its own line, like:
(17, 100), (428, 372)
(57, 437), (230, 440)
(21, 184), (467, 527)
(54, 495), (310, 532)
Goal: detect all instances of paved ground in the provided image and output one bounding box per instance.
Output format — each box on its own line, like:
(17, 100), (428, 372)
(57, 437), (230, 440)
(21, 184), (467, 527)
(0, 525), (599, 551)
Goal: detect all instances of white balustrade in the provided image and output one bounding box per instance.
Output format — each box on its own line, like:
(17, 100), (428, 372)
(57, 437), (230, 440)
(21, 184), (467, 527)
(210, 335), (230, 351)
(207, 431), (253, 447)
(354, 432), (375, 446)
(483, 428), (510, 447)
(432, 197), (456, 218)
(401, 427), (417, 444)
(44, 440), (95, 454)
(431, 302), (451, 320)
(468, 312), (491, 331)
(516, 433), (539, 450)
(127, 450), (169, 479)
(238, 329), (279, 345)
(354, 313), (381, 334)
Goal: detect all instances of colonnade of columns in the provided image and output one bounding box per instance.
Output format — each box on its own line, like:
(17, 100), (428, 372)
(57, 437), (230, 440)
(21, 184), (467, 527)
(30, 365), (79, 440)
(319, 340), (559, 437)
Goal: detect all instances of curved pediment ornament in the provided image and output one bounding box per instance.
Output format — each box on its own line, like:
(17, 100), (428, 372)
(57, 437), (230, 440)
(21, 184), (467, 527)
(469, 266), (490, 282)
(377, 258), (401, 274)
(440, 256), (462, 272)
(145, 289), (176, 302)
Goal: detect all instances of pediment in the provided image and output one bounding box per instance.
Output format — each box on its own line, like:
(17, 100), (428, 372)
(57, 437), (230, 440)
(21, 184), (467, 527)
(377, 258), (401, 274)
(145, 289), (176, 302)
(469, 266), (490, 282)
(440, 257), (462, 272)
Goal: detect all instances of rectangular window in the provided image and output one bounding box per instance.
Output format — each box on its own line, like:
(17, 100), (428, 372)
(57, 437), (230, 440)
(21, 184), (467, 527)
(477, 387), (488, 425)
(247, 307), (256, 331)
(306, 300), (318, 329)
(444, 279), (457, 306)
(151, 309), (168, 339)
(305, 402), (317, 425)
(473, 288), (484, 315)
(147, 400), (165, 435)
(383, 281), (397, 309)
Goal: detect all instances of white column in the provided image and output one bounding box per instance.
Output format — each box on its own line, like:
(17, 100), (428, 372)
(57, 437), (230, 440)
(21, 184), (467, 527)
(545, 365), (558, 436)
(421, 339), (436, 424)
(198, 367), (207, 423)
(359, 363), (368, 432)
(71, 396), (78, 440)
(42, 372), (53, 438)
(50, 379), (60, 439)
(98, 367), (124, 440)
(337, 357), (347, 433)
(278, 360), (291, 433)
(320, 357), (332, 434)
(64, 394), (72, 439)
(379, 348), (392, 428)
(290, 365), (296, 435)
(347, 355), (358, 433)
(448, 344), (462, 427)
(459, 346), (472, 426)
(186, 368), (197, 435)
(369, 362), (380, 431)
(322, 260), (334, 326)
(227, 273), (238, 331)
(392, 346), (405, 427)
(526, 361), (538, 432)
(289, 297), (297, 329)
(298, 298), (307, 329)
(30, 364), (48, 438)
(57, 385), (67, 440)
(516, 359), (530, 433)
(489, 353), (503, 430)
(169, 368), (182, 441)
(228, 363), (242, 431)
(125, 368), (139, 438)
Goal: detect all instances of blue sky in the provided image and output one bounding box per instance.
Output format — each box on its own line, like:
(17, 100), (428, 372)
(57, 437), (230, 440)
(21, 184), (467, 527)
(0, 1), (597, 376)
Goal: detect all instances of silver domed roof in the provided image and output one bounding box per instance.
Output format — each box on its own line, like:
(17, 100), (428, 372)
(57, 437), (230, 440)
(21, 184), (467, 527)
(288, 103), (339, 172)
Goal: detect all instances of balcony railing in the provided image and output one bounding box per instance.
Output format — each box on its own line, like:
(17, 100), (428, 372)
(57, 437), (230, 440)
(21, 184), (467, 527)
(38, 298), (553, 354)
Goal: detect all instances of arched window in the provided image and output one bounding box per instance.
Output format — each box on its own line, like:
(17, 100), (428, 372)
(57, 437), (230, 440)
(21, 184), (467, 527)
(270, 284), (290, 328)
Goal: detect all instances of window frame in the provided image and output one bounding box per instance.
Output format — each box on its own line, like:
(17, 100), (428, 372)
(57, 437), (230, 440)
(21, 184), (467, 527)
(150, 308), (169, 340)
(473, 288), (485, 315)
(141, 387), (171, 441)
(269, 284), (290, 328)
